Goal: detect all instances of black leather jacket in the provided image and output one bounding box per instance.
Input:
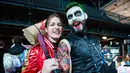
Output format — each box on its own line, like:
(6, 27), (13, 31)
(66, 33), (102, 73)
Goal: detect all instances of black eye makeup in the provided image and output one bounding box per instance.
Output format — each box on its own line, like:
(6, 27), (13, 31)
(67, 10), (82, 20)
(67, 14), (73, 19)
(74, 10), (82, 17)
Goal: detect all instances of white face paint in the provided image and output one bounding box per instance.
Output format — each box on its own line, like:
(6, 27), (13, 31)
(66, 6), (88, 32)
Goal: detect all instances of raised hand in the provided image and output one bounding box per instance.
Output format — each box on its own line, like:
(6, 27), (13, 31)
(42, 58), (59, 73)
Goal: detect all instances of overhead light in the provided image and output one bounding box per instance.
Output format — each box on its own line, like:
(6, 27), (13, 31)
(124, 4), (128, 13)
(102, 36), (107, 40)
(114, 4), (118, 8)
(125, 10), (128, 13)
(110, 41), (112, 45)
(116, 42), (119, 45)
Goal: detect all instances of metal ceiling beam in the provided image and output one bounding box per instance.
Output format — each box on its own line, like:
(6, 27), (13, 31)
(101, 0), (115, 9)
(0, 0), (61, 12)
(108, 0), (130, 12)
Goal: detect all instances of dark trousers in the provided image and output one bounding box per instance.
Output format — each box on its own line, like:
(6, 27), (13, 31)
(99, 62), (117, 73)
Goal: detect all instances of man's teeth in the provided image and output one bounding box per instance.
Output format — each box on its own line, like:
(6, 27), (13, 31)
(74, 23), (80, 27)
(73, 21), (80, 26)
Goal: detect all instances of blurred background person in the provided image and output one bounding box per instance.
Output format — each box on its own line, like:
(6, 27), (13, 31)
(124, 54), (130, 66)
(0, 40), (5, 73)
(101, 55), (118, 73)
(3, 36), (28, 73)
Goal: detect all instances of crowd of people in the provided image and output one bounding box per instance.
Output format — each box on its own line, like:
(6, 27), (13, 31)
(0, 1), (130, 73)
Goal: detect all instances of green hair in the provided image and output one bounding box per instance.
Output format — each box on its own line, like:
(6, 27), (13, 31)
(64, 2), (85, 13)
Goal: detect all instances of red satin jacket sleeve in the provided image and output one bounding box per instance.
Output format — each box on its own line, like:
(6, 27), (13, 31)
(21, 44), (45, 73)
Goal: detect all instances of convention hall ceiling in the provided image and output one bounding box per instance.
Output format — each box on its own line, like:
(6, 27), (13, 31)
(72, 0), (130, 24)
(0, 0), (130, 38)
(101, 0), (130, 24)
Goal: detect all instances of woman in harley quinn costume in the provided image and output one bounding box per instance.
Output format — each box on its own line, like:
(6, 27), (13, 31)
(22, 13), (71, 73)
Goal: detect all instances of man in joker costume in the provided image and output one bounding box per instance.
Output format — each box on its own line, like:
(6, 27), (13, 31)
(64, 2), (103, 73)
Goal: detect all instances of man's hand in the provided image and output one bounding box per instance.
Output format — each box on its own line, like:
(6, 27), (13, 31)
(42, 58), (59, 73)
(113, 56), (118, 62)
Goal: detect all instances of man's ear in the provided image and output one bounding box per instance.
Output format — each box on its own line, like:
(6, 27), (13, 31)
(84, 13), (88, 19)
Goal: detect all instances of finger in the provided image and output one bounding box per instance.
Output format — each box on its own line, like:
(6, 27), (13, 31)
(51, 65), (59, 71)
(44, 58), (58, 67)
(44, 58), (56, 64)
(54, 60), (59, 65)
(51, 58), (59, 66)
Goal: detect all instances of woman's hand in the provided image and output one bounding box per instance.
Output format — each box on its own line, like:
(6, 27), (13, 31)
(42, 58), (59, 73)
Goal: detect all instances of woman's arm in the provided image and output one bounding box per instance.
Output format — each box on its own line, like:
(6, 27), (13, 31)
(22, 46), (41, 73)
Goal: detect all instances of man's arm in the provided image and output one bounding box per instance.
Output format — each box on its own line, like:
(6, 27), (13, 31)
(57, 39), (72, 73)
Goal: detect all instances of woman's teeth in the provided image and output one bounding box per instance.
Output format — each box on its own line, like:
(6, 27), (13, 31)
(53, 29), (60, 34)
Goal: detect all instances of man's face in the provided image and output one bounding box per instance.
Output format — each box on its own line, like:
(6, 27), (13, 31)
(66, 6), (88, 33)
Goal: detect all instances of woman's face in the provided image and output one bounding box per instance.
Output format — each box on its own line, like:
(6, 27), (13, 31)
(45, 17), (63, 42)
